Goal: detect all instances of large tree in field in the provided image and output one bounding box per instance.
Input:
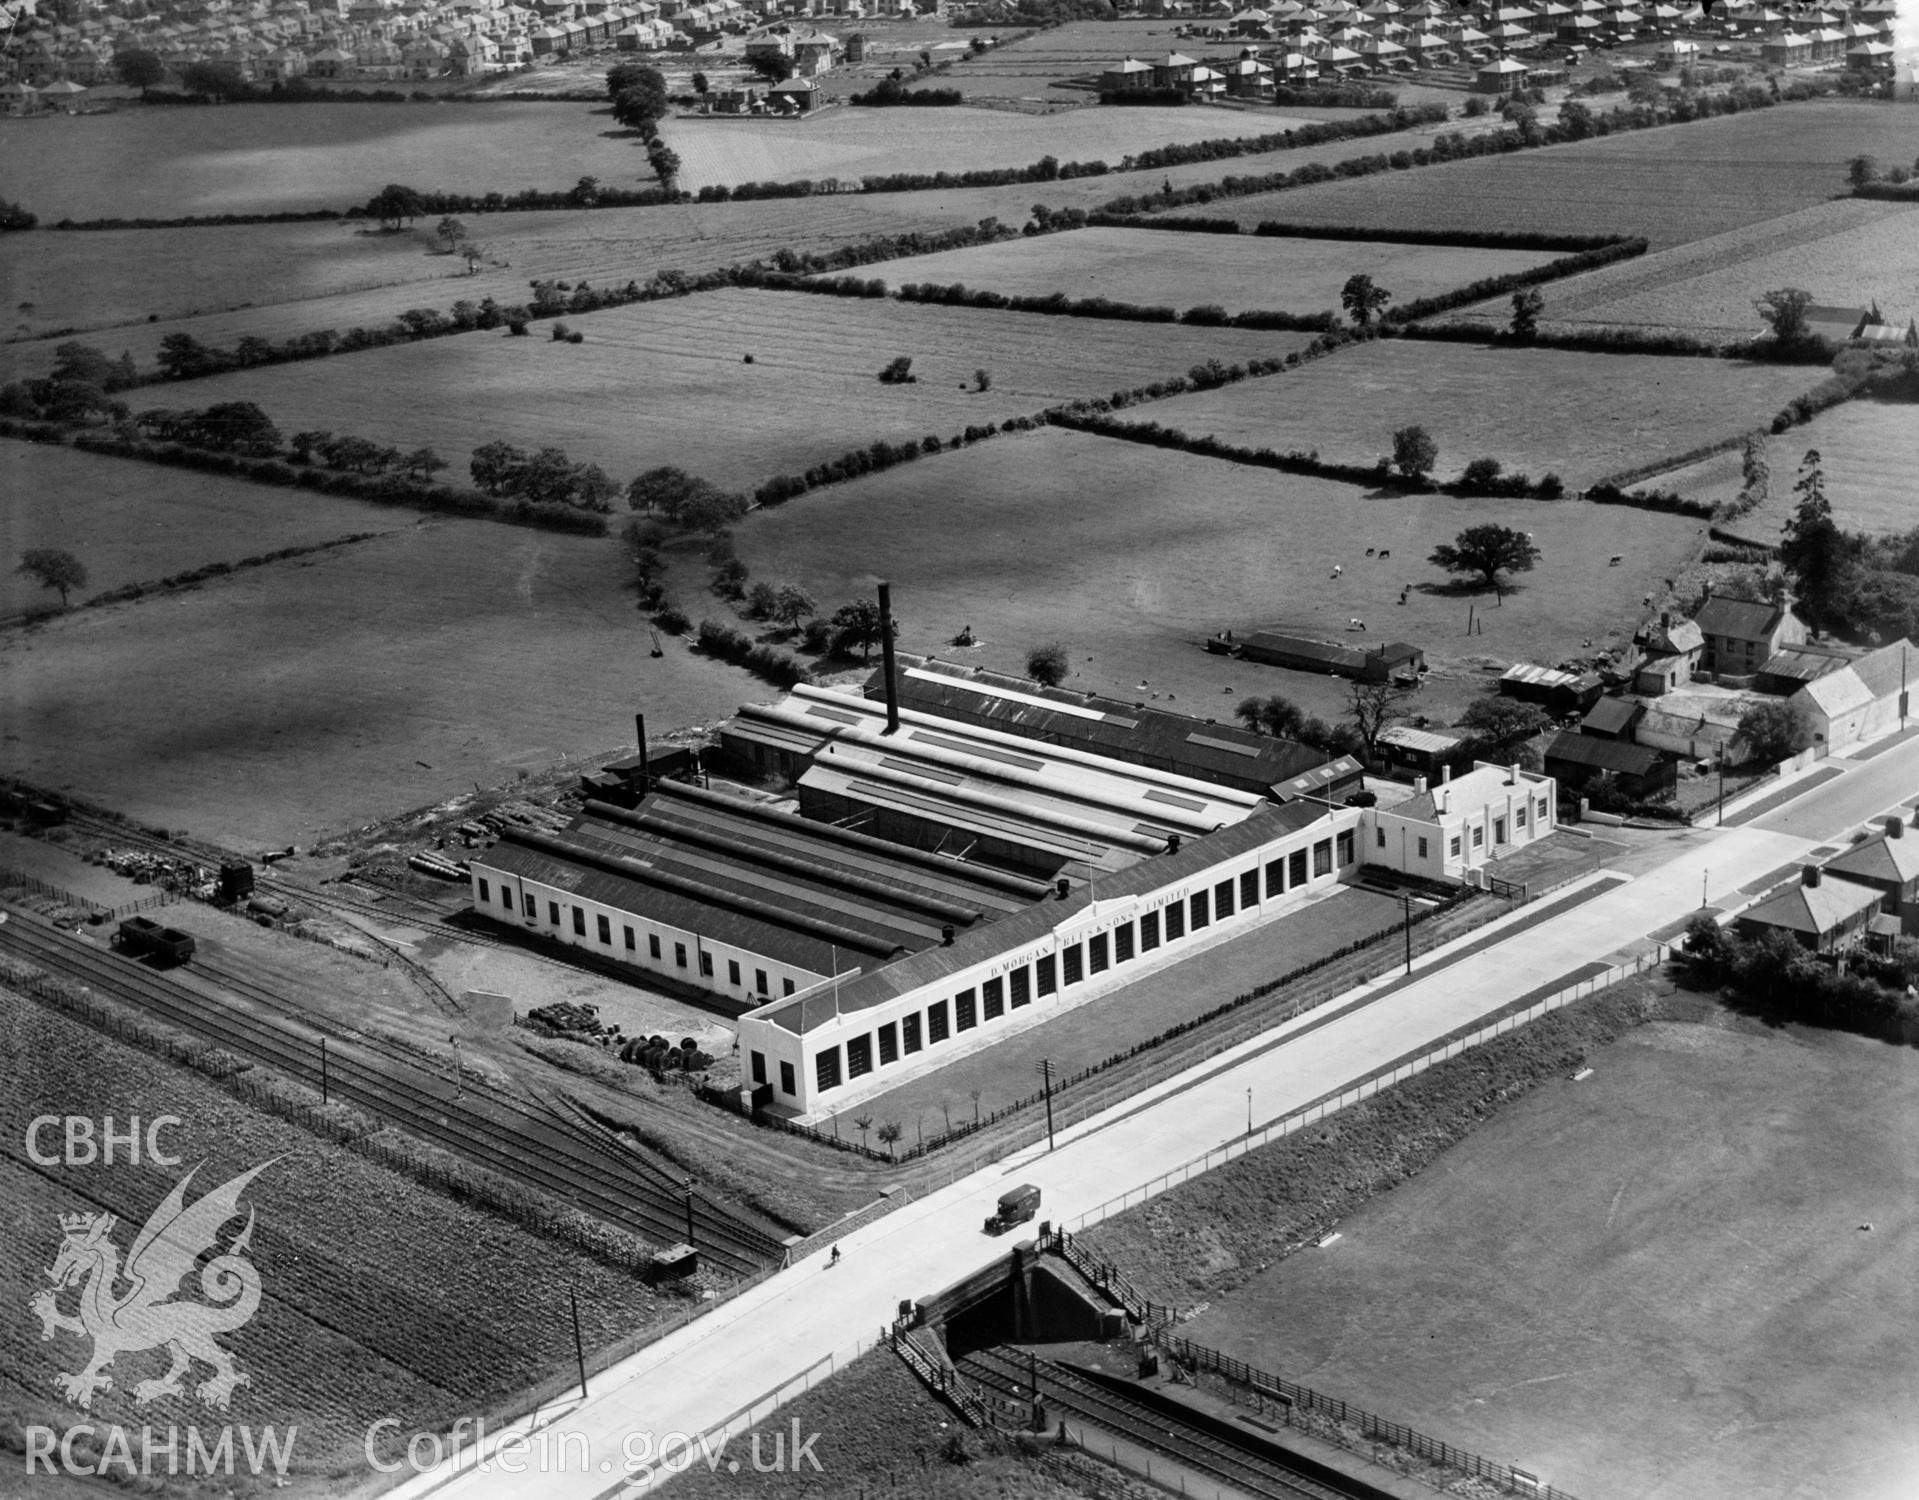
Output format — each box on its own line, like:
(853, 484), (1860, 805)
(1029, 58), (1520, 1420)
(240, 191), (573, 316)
(1778, 448), (1851, 620)
(1753, 287), (1814, 347)
(17, 549), (87, 607)
(1340, 273), (1391, 327)
(366, 183), (427, 231)
(1429, 524), (1541, 599)
(1026, 643), (1069, 687)
(1391, 424), (1437, 480)
(113, 48), (165, 94)
(607, 63), (668, 133)
(831, 599), (884, 663)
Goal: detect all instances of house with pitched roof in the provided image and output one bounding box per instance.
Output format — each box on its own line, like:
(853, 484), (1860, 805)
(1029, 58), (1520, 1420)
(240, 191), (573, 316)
(1694, 591), (1806, 678)
(1790, 639), (1916, 751)
(1735, 864), (1883, 954)
(1824, 813), (1919, 935)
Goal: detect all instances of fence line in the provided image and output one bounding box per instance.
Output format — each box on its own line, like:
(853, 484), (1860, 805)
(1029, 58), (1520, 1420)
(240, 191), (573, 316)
(1060, 946), (1669, 1235)
(0, 865), (107, 915)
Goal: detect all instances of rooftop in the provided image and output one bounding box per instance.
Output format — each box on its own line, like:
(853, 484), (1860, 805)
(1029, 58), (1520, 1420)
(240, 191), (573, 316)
(1545, 730), (1663, 777)
(1825, 823), (1919, 888)
(1694, 593), (1786, 642)
(1739, 870), (1882, 936)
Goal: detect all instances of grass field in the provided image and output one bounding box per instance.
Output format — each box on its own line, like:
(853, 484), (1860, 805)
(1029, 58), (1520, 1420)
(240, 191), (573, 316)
(852, 226), (1563, 316)
(1154, 1004), (1919, 1500)
(738, 425), (1702, 726)
(0, 438), (412, 617)
(0, 100), (663, 221)
(1511, 198), (1919, 336)
(0, 515), (752, 848)
(1142, 339), (1822, 488)
(154, 288), (1318, 494)
(659, 104), (1307, 192)
(0, 986), (672, 1493)
(1216, 103), (1919, 249)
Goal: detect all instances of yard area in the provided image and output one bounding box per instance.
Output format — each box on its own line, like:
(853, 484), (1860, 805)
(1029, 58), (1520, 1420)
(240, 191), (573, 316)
(0, 438), (412, 618)
(153, 287), (1318, 494)
(1149, 1002), (1919, 1500)
(1141, 339), (1823, 489)
(0, 516), (751, 848)
(854, 226), (1563, 317)
(737, 425), (1704, 729)
(1215, 103), (1919, 250)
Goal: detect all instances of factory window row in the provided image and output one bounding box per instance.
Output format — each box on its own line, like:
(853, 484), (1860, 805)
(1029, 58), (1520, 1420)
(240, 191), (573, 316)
(805, 842), (1343, 1098)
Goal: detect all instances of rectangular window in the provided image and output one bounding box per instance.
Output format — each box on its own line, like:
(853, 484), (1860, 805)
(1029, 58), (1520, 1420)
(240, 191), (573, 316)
(1141, 909), (1161, 950)
(502, 887), (514, 910)
(755, 969), (769, 995)
(878, 1023), (898, 1065)
(1449, 835), (1462, 858)
(783, 978), (795, 996)
(1240, 870), (1259, 910)
(815, 1047), (842, 1093)
(751, 1051), (766, 1085)
(1538, 796), (1550, 821)
(1313, 839), (1333, 877)
(1215, 879), (1234, 920)
(548, 901), (561, 926)
(846, 1034), (872, 1079)
(648, 934), (662, 960)
(1266, 858), (1285, 899)
(779, 1061), (796, 1096)
(1036, 954), (1058, 996)
(1289, 849), (1308, 887)
(1114, 922), (1135, 963)
(903, 1012), (923, 1053)
(1472, 825), (1484, 848)
(623, 926), (635, 950)
(1516, 804), (1528, 828)
(1337, 830), (1355, 866)
(1062, 943), (1084, 985)
(596, 914), (611, 945)
(572, 907), (586, 936)
(927, 1001), (949, 1043)
(1165, 901), (1186, 941)
(983, 977), (1004, 1020)
(728, 959), (741, 986)
(1010, 966), (1032, 1007)
(1376, 827), (1387, 849)
(675, 942), (688, 969)
(955, 989), (977, 1030)
(699, 951), (714, 977)
(1417, 836), (1429, 860)
(1089, 933), (1109, 974)
(478, 878), (491, 904)
(1189, 890), (1210, 930)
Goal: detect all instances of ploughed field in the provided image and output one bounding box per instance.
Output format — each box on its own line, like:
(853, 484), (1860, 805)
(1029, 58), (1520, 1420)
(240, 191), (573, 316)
(0, 100), (669, 222)
(0, 439), (412, 618)
(1140, 340), (1824, 488)
(737, 424), (1700, 724)
(852, 225), (1564, 316)
(1212, 104), (1919, 250)
(153, 288), (1319, 494)
(1160, 1014), (1919, 1500)
(0, 518), (752, 847)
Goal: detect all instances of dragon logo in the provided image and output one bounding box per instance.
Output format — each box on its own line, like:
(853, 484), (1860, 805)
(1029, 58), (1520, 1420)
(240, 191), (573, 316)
(29, 1160), (273, 1412)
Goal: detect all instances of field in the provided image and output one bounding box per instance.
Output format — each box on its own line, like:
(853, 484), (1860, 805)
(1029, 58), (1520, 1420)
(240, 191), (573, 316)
(1662, 398), (1919, 541)
(0, 985), (673, 1493)
(1150, 1006), (1919, 1500)
(1142, 339), (1823, 488)
(852, 226), (1564, 316)
(0, 100), (666, 221)
(0, 439), (412, 617)
(0, 516), (753, 848)
(659, 104), (1306, 192)
(1217, 103), (1919, 250)
(737, 425), (1702, 725)
(1501, 198), (1919, 336)
(153, 288), (1318, 494)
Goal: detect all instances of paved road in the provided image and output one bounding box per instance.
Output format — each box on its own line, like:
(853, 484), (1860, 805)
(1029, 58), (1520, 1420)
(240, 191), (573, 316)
(392, 734), (1919, 1500)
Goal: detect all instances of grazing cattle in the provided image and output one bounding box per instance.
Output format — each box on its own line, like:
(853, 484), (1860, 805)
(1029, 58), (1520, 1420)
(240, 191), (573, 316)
(1331, 565), (1343, 578)
(1378, 549), (1390, 559)
(1609, 554), (1623, 566)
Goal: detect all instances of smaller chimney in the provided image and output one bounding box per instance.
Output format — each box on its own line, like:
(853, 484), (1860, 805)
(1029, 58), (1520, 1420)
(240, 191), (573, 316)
(1413, 776), (1428, 795)
(1891, 816), (1906, 840)
(1442, 764), (1452, 785)
(1167, 833), (1182, 854)
(941, 924), (955, 946)
(1804, 864), (1823, 888)
(1510, 761), (1520, 785)
(1055, 878), (1071, 901)
(877, 580), (900, 736)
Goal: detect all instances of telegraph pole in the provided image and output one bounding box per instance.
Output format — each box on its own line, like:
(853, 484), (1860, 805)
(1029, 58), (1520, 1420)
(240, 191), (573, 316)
(569, 1286), (588, 1401)
(1402, 892), (1413, 975)
(1035, 1060), (1056, 1151)
(319, 1037), (328, 1105)
(683, 1180), (697, 1247)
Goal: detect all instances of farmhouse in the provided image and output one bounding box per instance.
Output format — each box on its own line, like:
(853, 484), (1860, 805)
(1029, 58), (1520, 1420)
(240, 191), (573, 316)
(1544, 730), (1675, 802)
(1367, 761), (1560, 884)
(1239, 632), (1425, 683)
(1632, 610), (1704, 695)
(1693, 591), (1807, 678)
(1823, 814), (1919, 935)
(1735, 864), (1883, 954)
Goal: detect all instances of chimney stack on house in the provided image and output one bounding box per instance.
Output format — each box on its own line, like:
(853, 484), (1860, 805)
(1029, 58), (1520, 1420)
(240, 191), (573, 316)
(1804, 864), (1823, 887)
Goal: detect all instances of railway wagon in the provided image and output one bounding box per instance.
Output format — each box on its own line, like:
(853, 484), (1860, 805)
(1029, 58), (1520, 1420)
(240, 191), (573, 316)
(114, 915), (196, 965)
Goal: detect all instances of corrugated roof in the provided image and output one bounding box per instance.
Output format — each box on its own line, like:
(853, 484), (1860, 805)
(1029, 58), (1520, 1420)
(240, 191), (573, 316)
(1379, 724), (1466, 755)
(752, 800), (1338, 1035)
(1545, 731), (1662, 777)
(1757, 645), (1851, 684)
(1501, 662), (1592, 691)
(1694, 593), (1784, 641)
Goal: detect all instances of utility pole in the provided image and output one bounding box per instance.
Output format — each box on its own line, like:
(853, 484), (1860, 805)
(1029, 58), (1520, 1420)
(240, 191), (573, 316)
(683, 1180), (696, 1247)
(569, 1286), (588, 1400)
(319, 1037), (328, 1105)
(1035, 1060), (1056, 1151)
(1245, 1087), (1252, 1136)
(1402, 891), (1413, 975)
(1718, 754), (1726, 826)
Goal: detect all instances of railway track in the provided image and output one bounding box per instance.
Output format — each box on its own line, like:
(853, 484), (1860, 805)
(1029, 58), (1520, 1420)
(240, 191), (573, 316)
(0, 913), (787, 1275)
(960, 1348), (1363, 1500)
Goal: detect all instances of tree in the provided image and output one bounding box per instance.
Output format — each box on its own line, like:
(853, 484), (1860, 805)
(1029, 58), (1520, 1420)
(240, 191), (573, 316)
(974, 368), (992, 393)
(691, 71), (710, 95)
(1340, 273), (1391, 327)
(677, 487), (749, 537)
(1737, 699), (1812, 766)
(1026, 643), (1069, 687)
(366, 183), (427, 231)
(1509, 287), (1544, 340)
(179, 60), (239, 98)
(1391, 424), (1437, 480)
(435, 216), (467, 251)
(1346, 678), (1415, 760)
(832, 599), (884, 662)
(17, 549), (87, 608)
(193, 400), (282, 455)
(608, 64), (669, 132)
(852, 1113), (873, 1150)
(1235, 693), (1308, 741)
(627, 465), (702, 516)
(1779, 447), (1845, 614)
(1847, 154), (1880, 189)
(876, 1122), (902, 1159)
(113, 47), (165, 95)
(773, 584), (817, 629)
(746, 580), (780, 619)
(470, 440), (528, 495)
(51, 342), (137, 393)
(1429, 523), (1541, 598)
(1456, 697), (1551, 760)
(748, 50), (794, 83)
(1557, 99), (1595, 140)
(1753, 287), (1814, 347)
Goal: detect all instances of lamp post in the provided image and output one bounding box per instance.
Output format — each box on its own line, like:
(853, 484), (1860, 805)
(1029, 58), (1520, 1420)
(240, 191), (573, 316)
(1246, 1087), (1252, 1135)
